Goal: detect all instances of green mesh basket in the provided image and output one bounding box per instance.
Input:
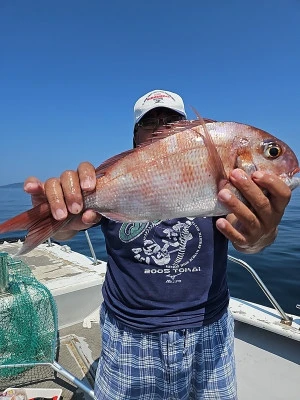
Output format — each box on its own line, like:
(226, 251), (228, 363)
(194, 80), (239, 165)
(0, 252), (94, 397)
(0, 252), (57, 377)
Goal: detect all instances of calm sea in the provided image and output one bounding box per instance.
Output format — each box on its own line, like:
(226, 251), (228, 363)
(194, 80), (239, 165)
(0, 185), (299, 317)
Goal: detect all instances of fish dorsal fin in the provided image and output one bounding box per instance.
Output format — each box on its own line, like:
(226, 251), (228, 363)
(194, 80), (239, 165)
(141, 121), (190, 143)
(95, 116), (218, 177)
(95, 140), (161, 177)
(95, 121), (197, 177)
(153, 118), (216, 141)
(95, 148), (137, 177)
(190, 106), (217, 124)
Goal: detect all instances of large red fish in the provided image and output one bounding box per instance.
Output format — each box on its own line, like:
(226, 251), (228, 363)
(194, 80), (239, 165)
(0, 119), (299, 255)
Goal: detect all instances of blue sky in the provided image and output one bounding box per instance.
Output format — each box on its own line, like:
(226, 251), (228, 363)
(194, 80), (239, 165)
(0, 0), (299, 186)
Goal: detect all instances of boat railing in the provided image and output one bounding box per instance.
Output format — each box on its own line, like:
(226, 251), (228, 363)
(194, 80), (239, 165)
(47, 230), (101, 265)
(84, 230), (101, 265)
(228, 254), (293, 325)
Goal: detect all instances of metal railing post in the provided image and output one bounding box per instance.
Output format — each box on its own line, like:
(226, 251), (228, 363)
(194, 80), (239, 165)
(228, 255), (292, 325)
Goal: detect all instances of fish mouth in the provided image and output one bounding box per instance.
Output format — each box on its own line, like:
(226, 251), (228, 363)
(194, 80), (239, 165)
(291, 167), (300, 176)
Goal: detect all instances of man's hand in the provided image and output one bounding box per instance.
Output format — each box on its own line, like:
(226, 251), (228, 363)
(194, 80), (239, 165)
(216, 169), (291, 253)
(24, 162), (102, 240)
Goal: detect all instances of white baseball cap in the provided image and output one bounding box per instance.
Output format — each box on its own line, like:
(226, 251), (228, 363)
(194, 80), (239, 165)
(134, 89), (187, 125)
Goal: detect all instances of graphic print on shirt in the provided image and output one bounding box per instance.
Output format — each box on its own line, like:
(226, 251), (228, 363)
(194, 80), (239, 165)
(119, 219), (203, 283)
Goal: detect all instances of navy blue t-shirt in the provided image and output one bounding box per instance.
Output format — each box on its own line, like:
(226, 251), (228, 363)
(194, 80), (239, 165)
(101, 217), (229, 333)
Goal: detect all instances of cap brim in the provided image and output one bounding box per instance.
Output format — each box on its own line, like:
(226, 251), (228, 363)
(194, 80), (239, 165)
(135, 106), (186, 125)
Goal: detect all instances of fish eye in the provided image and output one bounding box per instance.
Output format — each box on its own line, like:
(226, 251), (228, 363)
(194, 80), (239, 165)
(263, 142), (282, 159)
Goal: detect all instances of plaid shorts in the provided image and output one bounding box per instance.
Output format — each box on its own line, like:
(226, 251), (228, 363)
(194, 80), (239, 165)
(94, 304), (237, 400)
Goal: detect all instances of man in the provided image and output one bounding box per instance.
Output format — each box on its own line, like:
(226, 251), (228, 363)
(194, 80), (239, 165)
(24, 90), (291, 399)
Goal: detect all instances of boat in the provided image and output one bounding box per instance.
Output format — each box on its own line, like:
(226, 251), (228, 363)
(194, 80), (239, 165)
(0, 234), (299, 400)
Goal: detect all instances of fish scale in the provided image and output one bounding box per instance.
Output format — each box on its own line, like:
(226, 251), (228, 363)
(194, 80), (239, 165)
(89, 134), (214, 220)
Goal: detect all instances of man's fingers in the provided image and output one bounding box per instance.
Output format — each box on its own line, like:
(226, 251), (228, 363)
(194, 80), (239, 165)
(216, 168), (290, 254)
(24, 177), (44, 194)
(227, 169), (272, 217)
(60, 170), (83, 215)
(82, 210), (102, 225)
(78, 161), (97, 191)
(44, 178), (68, 220)
(216, 216), (247, 246)
(24, 177), (46, 207)
(218, 187), (260, 231)
(252, 171), (291, 213)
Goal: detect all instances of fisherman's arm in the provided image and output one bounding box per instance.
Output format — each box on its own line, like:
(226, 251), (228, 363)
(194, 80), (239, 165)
(216, 168), (291, 254)
(24, 162), (102, 240)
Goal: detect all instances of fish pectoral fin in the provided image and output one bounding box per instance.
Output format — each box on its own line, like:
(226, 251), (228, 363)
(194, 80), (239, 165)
(191, 115), (228, 190)
(0, 203), (50, 233)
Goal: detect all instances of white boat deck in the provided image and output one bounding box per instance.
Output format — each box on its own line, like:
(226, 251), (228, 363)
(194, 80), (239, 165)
(0, 240), (106, 328)
(0, 240), (299, 399)
(231, 299), (300, 400)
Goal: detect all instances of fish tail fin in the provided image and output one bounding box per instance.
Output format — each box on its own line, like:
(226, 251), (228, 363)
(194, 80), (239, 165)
(0, 203), (51, 233)
(0, 203), (73, 255)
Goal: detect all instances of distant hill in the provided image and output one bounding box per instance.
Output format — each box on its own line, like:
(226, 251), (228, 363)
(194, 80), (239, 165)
(0, 182), (23, 188)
